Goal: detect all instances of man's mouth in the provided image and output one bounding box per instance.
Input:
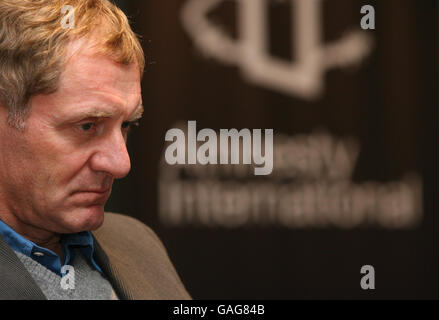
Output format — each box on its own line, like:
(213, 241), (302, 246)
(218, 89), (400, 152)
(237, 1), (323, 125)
(71, 188), (111, 205)
(81, 188), (111, 194)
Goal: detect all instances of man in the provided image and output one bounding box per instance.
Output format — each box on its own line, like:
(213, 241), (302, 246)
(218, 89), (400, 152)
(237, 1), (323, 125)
(0, 0), (191, 300)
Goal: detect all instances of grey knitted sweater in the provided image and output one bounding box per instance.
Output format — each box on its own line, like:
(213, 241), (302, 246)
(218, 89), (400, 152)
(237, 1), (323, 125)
(14, 250), (118, 300)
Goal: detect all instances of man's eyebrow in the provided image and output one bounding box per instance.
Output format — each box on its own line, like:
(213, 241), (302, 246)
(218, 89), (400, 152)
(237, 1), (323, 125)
(79, 109), (117, 119)
(64, 103), (143, 123)
(64, 108), (117, 123)
(128, 104), (144, 121)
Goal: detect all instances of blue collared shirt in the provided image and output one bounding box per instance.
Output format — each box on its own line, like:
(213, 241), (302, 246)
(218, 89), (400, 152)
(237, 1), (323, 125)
(0, 219), (103, 276)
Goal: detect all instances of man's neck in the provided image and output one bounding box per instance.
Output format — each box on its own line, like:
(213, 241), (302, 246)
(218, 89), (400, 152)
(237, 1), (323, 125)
(0, 213), (64, 263)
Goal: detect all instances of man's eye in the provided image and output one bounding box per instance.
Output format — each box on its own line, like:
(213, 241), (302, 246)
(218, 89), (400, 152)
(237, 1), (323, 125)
(122, 121), (139, 130)
(79, 122), (95, 131)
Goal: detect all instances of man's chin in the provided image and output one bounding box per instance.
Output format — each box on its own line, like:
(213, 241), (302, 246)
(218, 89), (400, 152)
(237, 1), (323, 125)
(65, 205), (106, 233)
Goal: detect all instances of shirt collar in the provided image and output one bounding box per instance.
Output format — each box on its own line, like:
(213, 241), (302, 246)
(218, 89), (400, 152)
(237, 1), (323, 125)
(0, 219), (103, 276)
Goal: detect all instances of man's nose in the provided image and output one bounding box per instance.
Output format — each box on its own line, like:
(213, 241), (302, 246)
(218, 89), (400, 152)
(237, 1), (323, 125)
(89, 131), (131, 179)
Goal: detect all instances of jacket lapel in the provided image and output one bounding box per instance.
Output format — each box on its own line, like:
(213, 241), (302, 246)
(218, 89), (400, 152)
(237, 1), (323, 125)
(92, 235), (130, 300)
(0, 234), (46, 300)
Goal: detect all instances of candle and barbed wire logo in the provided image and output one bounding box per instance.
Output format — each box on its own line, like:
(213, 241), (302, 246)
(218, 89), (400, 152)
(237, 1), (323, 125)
(181, 0), (374, 100)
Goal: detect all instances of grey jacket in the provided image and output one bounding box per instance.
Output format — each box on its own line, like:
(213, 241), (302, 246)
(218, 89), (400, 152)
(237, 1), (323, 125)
(0, 212), (191, 300)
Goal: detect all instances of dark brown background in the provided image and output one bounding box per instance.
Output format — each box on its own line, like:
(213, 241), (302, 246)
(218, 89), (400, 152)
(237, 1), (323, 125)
(106, 0), (438, 299)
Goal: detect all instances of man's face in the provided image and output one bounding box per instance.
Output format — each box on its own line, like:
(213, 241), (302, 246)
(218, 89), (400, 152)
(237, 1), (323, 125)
(0, 41), (142, 234)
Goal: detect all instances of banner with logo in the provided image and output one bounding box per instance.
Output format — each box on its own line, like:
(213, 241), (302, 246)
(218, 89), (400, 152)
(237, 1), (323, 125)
(107, 0), (438, 298)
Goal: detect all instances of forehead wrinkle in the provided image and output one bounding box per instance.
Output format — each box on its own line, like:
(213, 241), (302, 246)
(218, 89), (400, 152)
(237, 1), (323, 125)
(61, 52), (139, 101)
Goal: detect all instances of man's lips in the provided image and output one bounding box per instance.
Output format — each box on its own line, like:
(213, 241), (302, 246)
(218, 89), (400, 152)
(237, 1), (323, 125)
(79, 188), (110, 194)
(70, 188), (111, 204)
(72, 187), (111, 194)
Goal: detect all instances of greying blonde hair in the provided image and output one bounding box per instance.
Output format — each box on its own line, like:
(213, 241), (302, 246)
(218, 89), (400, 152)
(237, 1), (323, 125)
(0, 0), (145, 129)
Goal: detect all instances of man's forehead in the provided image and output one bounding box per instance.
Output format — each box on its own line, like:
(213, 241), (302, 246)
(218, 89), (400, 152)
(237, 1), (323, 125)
(61, 36), (141, 92)
(28, 53), (142, 124)
(63, 54), (140, 93)
(48, 39), (142, 117)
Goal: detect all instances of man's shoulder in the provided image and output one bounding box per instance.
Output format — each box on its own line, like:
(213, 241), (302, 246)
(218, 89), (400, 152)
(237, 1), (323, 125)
(99, 211), (148, 230)
(92, 212), (191, 299)
(94, 212), (165, 252)
(97, 212), (148, 234)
